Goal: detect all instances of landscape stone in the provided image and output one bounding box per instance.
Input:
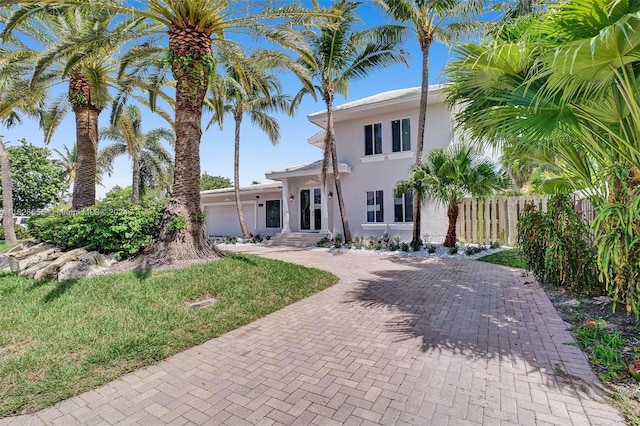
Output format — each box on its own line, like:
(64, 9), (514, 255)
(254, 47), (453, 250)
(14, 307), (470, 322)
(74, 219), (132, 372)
(20, 260), (54, 279)
(17, 247), (62, 272)
(33, 248), (88, 281)
(80, 251), (116, 268)
(58, 261), (109, 281)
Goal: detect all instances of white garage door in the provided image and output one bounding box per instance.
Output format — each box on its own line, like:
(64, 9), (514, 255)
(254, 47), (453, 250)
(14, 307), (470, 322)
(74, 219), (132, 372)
(206, 204), (255, 236)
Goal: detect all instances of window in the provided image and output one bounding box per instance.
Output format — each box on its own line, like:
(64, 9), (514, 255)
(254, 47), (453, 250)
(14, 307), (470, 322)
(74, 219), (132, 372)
(364, 123), (382, 156)
(265, 200), (281, 228)
(366, 190), (384, 223)
(392, 118), (411, 152)
(394, 191), (414, 222)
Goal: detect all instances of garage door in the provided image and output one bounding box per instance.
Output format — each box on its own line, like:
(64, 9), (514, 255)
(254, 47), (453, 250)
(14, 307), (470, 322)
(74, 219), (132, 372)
(206, 204), (255, 236)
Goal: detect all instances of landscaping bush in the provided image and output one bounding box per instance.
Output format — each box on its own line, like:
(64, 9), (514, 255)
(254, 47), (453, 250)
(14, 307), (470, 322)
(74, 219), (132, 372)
(0, 224), (30, 240)
(28, 198), (164, 258)
(517, 195), (600, 293)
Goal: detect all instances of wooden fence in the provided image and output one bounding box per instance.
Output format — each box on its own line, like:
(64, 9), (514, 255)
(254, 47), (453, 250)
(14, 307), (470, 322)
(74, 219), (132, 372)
(456, 194), (595, 246)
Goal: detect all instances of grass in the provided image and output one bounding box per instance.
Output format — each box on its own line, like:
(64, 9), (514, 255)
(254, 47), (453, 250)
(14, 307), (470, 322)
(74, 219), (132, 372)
(477, 248), (527, 269)
(574, 322), (627, 382)
(0, 242), (12, 252)
(0, 253), (337, 417)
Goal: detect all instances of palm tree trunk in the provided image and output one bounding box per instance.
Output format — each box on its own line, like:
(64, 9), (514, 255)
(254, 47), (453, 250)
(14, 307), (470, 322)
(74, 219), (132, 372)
(154, 30), (221, 260)
(0, 138), (17, 244)
(71, 107), (99, 210)
(131, 155), (141, 205)
(324, 97), (352, 242)
(411, 40), (432, 249)
(234, 112), (250, 239)
(444, 202), (458, 247)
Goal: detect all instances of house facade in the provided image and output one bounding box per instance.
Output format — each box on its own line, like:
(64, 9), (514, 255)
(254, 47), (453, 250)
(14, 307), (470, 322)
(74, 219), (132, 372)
(200, 85), (453, 242)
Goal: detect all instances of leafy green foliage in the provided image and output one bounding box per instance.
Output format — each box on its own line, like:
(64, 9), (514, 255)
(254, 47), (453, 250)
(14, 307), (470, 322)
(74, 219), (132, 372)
(167, 216), (188, 232)
(0, 140), (66, 214)
(200, 173), (232, 191)
(0, 225), (30, 240)
(28, 195), (165, 258)
(517, 196), (600, 293)
(574, 323), (626, 382)
(593, 167), (640, 317)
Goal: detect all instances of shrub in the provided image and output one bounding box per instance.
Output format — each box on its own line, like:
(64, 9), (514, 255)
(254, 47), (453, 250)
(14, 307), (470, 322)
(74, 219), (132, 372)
(28, 198), (164, 259)
(0, 224), (31, 240)
(401, 242), (410, 252)
(316, 237), (331, 248)
(517, 195), (600, 294)
(490, 240), (501, 249)
(448, 246), (459, 255)
(334, 234), (343, 248)
(426, 244), (436, 253)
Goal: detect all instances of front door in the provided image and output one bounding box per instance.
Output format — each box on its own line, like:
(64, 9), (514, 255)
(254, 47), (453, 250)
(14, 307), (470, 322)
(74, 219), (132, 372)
(300, 188), (321, 231)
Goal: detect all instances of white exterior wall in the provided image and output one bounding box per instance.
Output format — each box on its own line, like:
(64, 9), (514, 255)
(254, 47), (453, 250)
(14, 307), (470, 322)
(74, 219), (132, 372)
(201, 190), (283, 237)
(330, 103), (451, 242)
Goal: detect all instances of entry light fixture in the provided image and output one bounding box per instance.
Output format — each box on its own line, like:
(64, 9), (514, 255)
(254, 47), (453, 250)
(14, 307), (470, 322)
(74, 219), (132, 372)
(328, 191), (333, 200)
(289, 194), (295, 203)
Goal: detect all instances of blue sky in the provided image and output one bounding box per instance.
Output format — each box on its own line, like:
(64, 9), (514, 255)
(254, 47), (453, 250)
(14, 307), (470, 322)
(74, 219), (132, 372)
(1, 2), (454, 198)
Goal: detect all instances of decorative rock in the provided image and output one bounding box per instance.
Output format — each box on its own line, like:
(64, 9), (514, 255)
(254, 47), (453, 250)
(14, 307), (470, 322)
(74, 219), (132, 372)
(560, 299), (580, 307)
(17, 247), (62, 272)
(11, 243), (55, 260)
(33, 248), (88, 281)
(5, 243), (26, 254)
(58, 261), (109, 281)
(80, 251), (117, 268)
(21, 260), (54, 279)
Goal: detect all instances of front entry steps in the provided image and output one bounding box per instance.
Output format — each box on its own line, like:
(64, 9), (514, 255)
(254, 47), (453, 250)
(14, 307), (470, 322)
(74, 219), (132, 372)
(264, 232), (324, 248)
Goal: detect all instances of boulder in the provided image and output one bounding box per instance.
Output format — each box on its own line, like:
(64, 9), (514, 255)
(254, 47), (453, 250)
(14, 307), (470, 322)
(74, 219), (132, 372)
(80, 251), (117, 268)
(11, 243), (56, 260)
(20, 260), (54, 279)
(58, 261), (109, 281)
(33, 248), (88, 281)
(17, 247), (62, 272)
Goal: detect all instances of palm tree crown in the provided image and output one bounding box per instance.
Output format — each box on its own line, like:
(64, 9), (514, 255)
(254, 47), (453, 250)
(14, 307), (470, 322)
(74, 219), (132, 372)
(396, 144), (505, 247)
(98, 105), (174, 204)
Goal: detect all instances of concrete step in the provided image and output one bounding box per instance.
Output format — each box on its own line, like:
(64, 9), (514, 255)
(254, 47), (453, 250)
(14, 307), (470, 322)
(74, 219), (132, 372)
(264, 233), (323, 248)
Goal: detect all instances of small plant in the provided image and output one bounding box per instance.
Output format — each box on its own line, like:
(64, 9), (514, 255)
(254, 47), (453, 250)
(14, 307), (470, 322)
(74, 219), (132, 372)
(168, 216), (188, 232)
(373, 243), (383, 251)
(354, 240), (363, 249)
(574, 322), (626, 382)
(394, 235), (401, 243)
(388, 242), (398, 251)
(225, 236), (238, 245)
(426, 244), (436, 253)
(465, 246), (478, 255)
(490, 240), (501, 249)
(410, 240), (421, 251)
(316, 237), (331, 248)
(250, 234), (263, 243)
(448, 246), (459, 255)
(334, 234), (343, 248)
(401, 242), (410, 252)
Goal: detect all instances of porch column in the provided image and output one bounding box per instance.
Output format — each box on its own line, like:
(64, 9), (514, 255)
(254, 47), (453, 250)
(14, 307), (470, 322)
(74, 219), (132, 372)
(320, 181), (330, 235)
(282, 178), (291, 233)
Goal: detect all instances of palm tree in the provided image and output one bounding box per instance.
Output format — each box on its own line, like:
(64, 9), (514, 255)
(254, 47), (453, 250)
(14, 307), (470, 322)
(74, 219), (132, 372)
(2, 5), (163, 210)
(294, 0), (408, 242)
(375, 0), (485, 248)
(396, 144), (505, 247)
(98, 105), (174, 204)
(207, 48), (292, 239)
(0, 34), (50, 243)
(53, 144), (77, 203)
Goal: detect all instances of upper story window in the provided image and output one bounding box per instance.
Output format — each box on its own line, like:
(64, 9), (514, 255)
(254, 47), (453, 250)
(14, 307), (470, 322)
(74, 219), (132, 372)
(392, 118), (411, 152)
(366, 190), (384, 223)
(394, 191), (414, 222)
(364, 123), (382, 156)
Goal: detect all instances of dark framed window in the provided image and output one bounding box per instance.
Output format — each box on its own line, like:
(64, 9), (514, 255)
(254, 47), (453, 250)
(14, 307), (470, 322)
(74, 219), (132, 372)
(266, 200), (281, 228)
(394, 191), (414, 222)
(392, 118), (411, 152)
(364, 123), (382, 156)
(366, 190), (384, 223)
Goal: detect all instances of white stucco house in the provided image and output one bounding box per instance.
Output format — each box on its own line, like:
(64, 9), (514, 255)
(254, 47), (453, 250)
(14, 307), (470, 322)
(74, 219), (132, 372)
(200, 85), (454, 243)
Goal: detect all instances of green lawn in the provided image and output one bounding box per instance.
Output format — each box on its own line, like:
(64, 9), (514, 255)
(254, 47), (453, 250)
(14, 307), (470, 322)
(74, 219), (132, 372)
(0, 242), (12, 252)
(0, 253), (337, 417)
(477, 249), (527, 269)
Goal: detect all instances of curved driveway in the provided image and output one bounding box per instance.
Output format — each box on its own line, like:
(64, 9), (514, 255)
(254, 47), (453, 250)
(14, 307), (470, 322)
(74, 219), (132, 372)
(1, 246), (624, 425)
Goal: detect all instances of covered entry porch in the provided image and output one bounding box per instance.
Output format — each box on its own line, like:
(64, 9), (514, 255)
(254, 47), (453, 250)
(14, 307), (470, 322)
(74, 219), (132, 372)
(265, 160), (352, 236)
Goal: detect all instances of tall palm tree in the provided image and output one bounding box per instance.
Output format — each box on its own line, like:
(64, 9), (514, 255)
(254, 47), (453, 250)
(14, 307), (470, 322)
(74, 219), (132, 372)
(294, 0), (408, 242)
(396, 144), (505, 247)
(375, 0), (485, 248)
(98, 105), (174, 204)
(2, 5), (163, 209)
(207, 48), (292, 239)
(0, 31), (50, 243)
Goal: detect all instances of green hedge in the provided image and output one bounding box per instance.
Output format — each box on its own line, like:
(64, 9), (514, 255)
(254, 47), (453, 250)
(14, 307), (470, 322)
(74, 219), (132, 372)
(28, 201), (163, 259)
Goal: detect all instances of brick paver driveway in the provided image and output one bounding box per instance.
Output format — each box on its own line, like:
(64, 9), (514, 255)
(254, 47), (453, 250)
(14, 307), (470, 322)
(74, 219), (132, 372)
(2, 246), (624, 425)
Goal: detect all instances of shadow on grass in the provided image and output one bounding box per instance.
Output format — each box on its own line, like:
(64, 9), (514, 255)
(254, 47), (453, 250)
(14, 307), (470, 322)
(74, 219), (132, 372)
(43, 279), (78, 304)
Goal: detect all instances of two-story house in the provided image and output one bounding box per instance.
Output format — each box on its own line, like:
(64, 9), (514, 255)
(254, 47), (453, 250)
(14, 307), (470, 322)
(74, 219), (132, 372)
(200, 85), (453, 243)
